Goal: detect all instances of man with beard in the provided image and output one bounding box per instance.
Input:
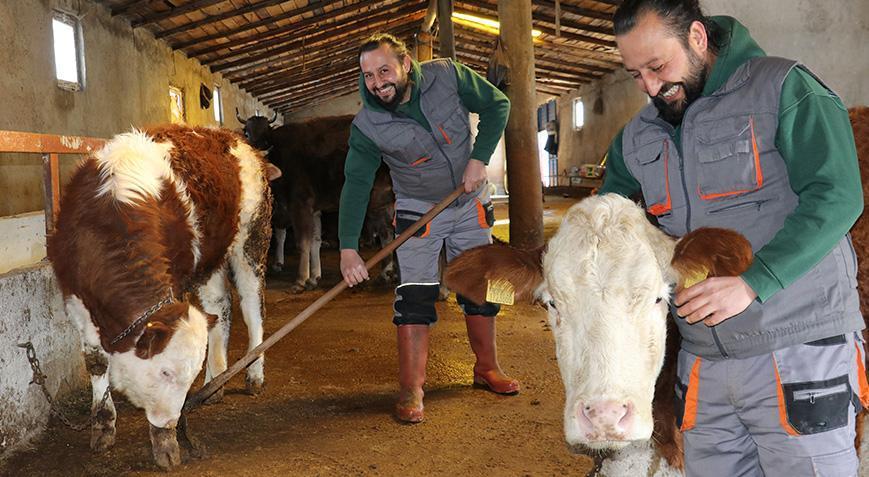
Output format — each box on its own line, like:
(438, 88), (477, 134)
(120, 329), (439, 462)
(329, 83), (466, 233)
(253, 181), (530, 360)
(600, 0), (864, 475)
(338, 34), (517, 423)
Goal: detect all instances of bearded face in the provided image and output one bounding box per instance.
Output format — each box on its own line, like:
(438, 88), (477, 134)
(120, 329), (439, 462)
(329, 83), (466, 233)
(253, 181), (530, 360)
(651, 46), (709, 125)
(369, 67), (410, 111)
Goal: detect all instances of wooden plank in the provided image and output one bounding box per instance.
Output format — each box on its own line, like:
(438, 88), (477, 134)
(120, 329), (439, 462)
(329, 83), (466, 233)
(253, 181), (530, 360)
(158, 0), (295, 40)
(0, 131), (105, 154)
(42, 153), (60, 235)
(533, 0), (613, 22)
(437, 0), (456, 59)
(131, 0), (226, 28)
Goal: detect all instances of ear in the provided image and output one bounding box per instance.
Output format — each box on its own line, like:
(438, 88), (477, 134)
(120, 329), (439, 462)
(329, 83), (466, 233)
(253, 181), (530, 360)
(688, 19), (708, 54)
(444, 244), (545, 305)
(135, 321), (174, 359)
(265, 162), (282, 181)
(402, 54), (412, 73)
(672, 227), (753, 288)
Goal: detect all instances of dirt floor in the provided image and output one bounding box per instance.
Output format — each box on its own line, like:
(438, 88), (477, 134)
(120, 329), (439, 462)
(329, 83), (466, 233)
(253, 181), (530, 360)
(3, 196), (598, 477)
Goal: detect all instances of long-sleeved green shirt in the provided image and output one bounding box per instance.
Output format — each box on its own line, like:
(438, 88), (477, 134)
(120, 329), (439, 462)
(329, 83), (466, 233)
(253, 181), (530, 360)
(600, 16), (862, 302)
(339, 59), (510, 250)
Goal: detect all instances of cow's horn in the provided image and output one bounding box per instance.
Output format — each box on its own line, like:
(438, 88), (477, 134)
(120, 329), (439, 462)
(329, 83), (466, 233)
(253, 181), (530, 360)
(268, 111), (278, 124)
(236, 107), (245, 124)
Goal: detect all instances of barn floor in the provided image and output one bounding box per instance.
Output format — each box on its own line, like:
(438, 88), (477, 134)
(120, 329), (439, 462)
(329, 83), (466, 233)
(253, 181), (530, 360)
(3, 195), (598, 477)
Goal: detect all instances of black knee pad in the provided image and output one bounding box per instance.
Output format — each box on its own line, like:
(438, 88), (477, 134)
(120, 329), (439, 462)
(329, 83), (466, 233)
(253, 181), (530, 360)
(393, 284), (440, 326)
(456, 294), (500, 317)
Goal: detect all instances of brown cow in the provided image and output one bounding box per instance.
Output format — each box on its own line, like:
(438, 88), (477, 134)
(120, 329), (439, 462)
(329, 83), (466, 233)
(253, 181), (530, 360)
(47, 125), (275, 469)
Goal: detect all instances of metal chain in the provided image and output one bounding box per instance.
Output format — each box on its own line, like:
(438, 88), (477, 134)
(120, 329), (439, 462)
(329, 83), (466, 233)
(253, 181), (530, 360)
(110, 290), (175, 345)
(18, 341), (112, 432)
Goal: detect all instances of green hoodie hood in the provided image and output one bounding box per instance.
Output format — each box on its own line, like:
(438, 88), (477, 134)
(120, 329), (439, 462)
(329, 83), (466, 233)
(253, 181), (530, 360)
(358, 59), (423, 113)
(702, 16), (767, 96)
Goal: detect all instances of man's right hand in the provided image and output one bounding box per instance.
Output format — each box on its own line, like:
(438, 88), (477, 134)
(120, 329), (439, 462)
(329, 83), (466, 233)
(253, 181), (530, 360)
(340, 249), (369, 287)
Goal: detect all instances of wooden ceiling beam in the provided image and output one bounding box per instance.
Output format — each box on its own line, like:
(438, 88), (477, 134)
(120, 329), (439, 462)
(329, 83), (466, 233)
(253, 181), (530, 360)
(270, 81), (359, 110)
(252, 63), (359, 98)
(204, 2), (423, 66)
(276, 83), (360, 113)
(532, 0), (613, 22)
(110, 0), (151, 17)
(210, 9), (425, 72)
(455, 0), (615, 47)
(186, 0), (386, 57)
(159, 0), (307, 41)
(261, 72), (359, 104)
(131, 0), (225, 28)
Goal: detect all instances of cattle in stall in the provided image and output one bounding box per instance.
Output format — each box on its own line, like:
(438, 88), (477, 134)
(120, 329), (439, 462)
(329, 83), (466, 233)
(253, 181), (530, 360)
(446, 194), (762, 475)
(47, 125), (278, 469)
(237, 112), (396, 292)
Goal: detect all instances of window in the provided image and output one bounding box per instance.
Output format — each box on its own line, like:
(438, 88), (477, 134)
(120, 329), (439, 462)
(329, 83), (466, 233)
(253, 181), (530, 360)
(169, 86), (185, 124)
(573, 97), (584, 130)
(212, 85), (223, 124)
(52, 12), (84, 91)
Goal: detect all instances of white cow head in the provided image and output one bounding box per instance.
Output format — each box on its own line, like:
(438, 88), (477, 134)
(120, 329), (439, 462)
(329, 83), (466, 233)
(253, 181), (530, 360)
(110, 303), (212, 429)
(445, 194), (752, 451)
(541, 194), (675, 449)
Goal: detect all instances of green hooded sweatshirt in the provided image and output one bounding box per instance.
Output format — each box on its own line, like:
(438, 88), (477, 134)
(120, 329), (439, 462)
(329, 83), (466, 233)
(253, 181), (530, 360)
(338, 59), (510, 250)
(600, 16), (862, 302)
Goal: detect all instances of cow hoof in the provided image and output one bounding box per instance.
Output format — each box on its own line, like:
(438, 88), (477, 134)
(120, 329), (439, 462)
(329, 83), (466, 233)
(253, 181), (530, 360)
(290, 282), (306, 294)
(246, 376), (264, 395)
(203, 387), (224, 405)
(149, 424), (181, 470)
(89, 425), (116, 452)
(178, 431), (207, 459)
(304, 278), (319, 290)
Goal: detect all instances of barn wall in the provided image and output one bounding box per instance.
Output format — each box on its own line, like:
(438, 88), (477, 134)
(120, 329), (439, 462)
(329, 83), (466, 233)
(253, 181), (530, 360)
(0, 263), (85, 462)
(0, 0), (278, 218)
(551, 70), (649, 179)
(702, 0), (868, 107)
(283, 92), (362, 122)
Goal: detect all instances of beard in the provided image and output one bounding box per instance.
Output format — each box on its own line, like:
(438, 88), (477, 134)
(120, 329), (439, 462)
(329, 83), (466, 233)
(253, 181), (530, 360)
(651, 49), (709, 125)
(371, 76), (411, 112)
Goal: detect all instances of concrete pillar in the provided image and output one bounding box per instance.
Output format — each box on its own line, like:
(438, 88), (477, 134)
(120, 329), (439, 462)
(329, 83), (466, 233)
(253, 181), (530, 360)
(498, 0), (544, 249)
(437, 0), (455, 60)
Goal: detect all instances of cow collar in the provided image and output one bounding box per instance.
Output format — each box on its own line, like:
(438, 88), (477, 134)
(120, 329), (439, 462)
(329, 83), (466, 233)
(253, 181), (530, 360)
(109, 290), (176, 346)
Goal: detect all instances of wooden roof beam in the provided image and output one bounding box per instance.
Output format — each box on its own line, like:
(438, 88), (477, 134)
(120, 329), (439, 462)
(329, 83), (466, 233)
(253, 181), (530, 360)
(160, 0), (315, 41)
(131, 0), (225, 28)
(532, 0), (613, 22)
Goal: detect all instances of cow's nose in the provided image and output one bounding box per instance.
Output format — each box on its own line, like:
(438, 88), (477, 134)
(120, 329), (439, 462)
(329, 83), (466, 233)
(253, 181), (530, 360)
(576, 399), (634, 439)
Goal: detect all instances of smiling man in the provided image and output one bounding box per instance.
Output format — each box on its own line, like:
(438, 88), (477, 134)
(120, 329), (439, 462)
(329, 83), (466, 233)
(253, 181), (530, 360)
(599, 0), (864, 475)
(338, 34), (516, 424)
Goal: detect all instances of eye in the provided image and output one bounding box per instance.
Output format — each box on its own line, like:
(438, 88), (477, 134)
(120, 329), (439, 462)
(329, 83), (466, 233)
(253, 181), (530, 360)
(160, 369), (173, 380)
(656, 297), (663, 304)
(548, 300), (557, 310)
(651, 64), (664, 72)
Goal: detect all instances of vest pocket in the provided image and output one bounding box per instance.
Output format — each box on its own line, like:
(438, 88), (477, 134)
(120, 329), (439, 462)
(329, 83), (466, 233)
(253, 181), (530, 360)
(629, 139), (672, 217)
(696, 115), (763, 200)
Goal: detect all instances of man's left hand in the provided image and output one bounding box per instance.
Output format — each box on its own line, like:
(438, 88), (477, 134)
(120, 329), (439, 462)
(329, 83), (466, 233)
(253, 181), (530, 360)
(462, 159), (487, 193)
(675, 276), (757, 326)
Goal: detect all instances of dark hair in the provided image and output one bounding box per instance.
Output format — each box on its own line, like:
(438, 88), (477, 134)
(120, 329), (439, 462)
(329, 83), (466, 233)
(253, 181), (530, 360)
(613, 0), (721, 54)
(358, 33), (409, 62)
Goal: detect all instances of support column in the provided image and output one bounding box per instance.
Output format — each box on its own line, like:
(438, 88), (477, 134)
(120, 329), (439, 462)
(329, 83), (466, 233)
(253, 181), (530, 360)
(437, 0), (455, 60)
(416, 31), (433, 61)
(498, 0), (544, 249)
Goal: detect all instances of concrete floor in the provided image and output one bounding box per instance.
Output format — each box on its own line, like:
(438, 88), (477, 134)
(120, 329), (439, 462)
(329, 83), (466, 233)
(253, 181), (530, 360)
(2, 196), (595, 476)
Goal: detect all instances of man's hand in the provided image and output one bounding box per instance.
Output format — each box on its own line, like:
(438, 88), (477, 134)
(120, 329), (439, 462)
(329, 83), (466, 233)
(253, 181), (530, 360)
(675, 276), (757, 326)
(462, 159), (487, 193)
(340, 249), (369, 287)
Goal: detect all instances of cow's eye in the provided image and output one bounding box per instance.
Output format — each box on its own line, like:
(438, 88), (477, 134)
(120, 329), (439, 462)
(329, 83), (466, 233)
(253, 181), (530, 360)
(160, 369), (174, 381)
(548, 300), (557, 310)
(655, 297), (663, 304)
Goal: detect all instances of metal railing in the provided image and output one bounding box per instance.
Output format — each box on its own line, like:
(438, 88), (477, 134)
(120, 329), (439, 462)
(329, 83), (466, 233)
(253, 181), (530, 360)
(0, 131), (105, 234)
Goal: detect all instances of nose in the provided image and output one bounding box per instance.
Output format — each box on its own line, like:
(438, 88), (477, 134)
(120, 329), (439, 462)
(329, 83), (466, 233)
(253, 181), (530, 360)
(641, 73), (662, 97)
(576, 399), (634, 440)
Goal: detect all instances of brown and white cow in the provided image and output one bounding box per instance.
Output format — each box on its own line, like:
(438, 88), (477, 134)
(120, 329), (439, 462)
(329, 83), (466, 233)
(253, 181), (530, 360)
(47, 125), (276, 469)
(238, 113), (397, 292)
(445, 193), (755, 476)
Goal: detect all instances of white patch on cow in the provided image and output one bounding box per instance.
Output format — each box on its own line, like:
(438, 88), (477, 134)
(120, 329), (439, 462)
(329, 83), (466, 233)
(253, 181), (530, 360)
(228, 253), (264, 385)
(541, 194), (675, 449)
(109, 305), (210, 428)
(95, 130), (174, 205)
(65, 295), (101, 349)
(198, 269), (230, 382)
(229, 140), (266, 251)
(171, 176), (202, 267)
(599, 441), (683, 477)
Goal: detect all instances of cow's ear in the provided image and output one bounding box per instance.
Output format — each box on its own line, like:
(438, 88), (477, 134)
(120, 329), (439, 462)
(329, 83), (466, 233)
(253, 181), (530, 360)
(672, 227), (753, 288)
(265, 162), (282, 181)
(445, 244), (545, 305)
(135, 321), (173, 359)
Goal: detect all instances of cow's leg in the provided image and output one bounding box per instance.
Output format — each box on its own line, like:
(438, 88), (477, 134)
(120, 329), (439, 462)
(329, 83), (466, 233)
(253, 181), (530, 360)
(306, 210), (322, 290)
(198, 267), (231, 404)
(291, 206), (314, 293)
(229, 201), (270, 395)
(272, 227), (287, 273)
(65, 296), (117, 452)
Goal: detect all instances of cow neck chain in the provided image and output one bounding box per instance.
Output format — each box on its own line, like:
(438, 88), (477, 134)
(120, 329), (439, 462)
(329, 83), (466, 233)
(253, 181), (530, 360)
(109, 290), (175, 345)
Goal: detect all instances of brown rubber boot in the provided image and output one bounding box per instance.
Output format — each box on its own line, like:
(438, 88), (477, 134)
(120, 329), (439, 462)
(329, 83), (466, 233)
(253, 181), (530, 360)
(395, 324), (429, 423)
(465, 314), (520, 395)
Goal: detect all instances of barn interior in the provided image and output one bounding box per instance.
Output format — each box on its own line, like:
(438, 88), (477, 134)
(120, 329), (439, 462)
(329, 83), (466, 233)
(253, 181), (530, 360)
(1, 0), (866, 475)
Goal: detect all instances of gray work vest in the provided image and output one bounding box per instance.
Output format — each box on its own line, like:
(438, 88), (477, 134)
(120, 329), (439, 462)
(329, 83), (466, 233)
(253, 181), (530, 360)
(353, 59), (479, 206)
(623, 57), (862, 359)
